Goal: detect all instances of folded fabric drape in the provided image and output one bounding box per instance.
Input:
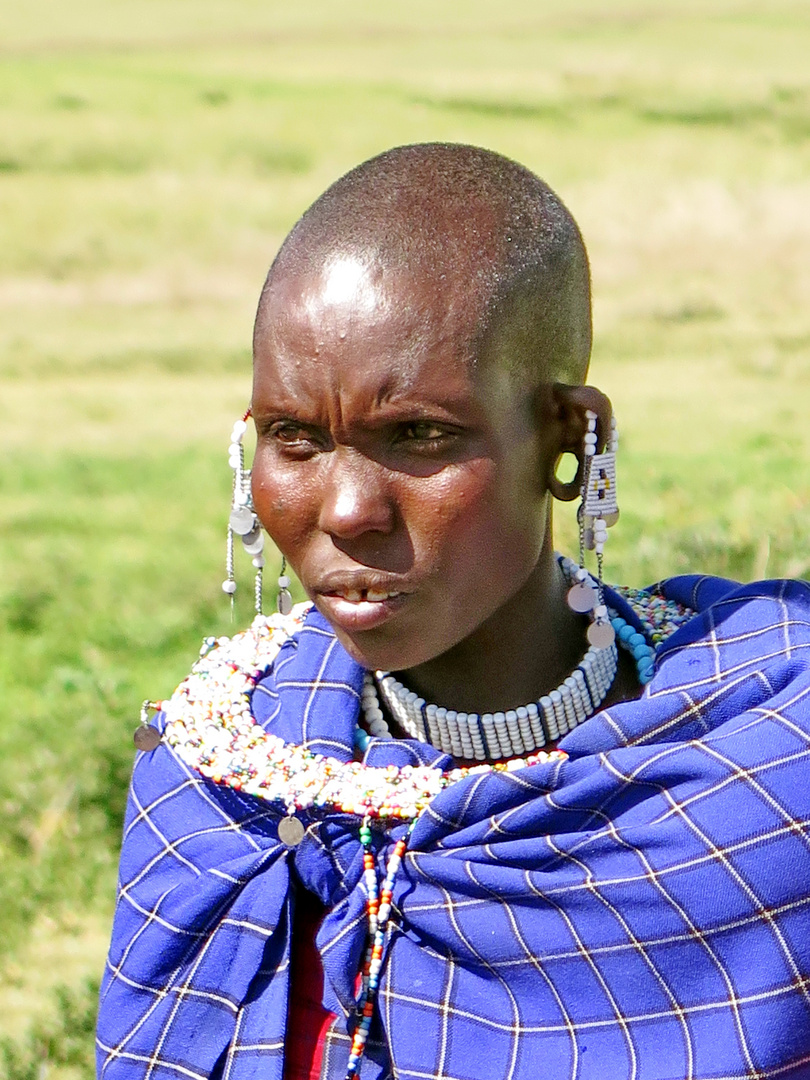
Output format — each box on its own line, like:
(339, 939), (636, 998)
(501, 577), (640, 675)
(98, 577), (810, 1080)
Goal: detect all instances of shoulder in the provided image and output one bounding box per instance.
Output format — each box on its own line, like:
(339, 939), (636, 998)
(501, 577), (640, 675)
(643, 576), (810, 702)
(198, 600), (316, 666)
(157, 600), (317, 741)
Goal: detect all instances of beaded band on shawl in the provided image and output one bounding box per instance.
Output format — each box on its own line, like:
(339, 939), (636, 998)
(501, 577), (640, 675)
(156, 584), (694, 821)
(158, 604), (567, 824)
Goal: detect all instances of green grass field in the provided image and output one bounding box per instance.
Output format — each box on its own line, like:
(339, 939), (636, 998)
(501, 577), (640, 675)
(1, 2), (809, 1074)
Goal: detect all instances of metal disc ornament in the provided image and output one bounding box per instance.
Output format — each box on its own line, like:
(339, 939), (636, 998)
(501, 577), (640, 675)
(603, 510), (620, 527)
(242, 531), (265, 556)
(567, 583), (597, 613)
(278, 816), (305, 847)
(134, 725), (162, 752)
(587, 620), (616, 649)
(278, 590), (293, 616)
(229, 506), (256, 536)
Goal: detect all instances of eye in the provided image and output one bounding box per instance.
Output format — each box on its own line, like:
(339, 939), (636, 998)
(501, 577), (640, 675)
(399, 421), (450, 443)
(264, 421), (323, 453)
(390, 420), (463, 459)
(273, 423), (308, 442)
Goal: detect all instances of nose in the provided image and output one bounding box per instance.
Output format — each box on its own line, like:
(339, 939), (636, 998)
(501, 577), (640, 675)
(317, 447), (395, 540)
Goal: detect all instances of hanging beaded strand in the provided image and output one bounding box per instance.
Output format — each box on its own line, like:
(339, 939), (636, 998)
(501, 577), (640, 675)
(590, 413), (619, 604)
(222, 412), (250, 614)
(224, 518), (236, 617)
(225, 409), (268, 616)
(226, 411), (296, 618)
(254, 560), (263, 616)
(578, 409), (597, 569)
(346, 818), (415, 1080)
(277, 555), (293, 616)
(569, 409), (619, 649)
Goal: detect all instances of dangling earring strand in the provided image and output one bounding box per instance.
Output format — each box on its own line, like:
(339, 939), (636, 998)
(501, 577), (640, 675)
(568, 409), (619, 648)
(225, 408), (293, 618)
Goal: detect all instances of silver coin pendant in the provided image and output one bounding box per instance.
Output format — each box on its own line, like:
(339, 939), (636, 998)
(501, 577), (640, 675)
(567, 582), (597, 613)
(587, 621), (616, 649)
(278, 816), (305, 847)
(229, 506), (256, 536)
(134, 725), (162, 752)
(243, 532), (264, 556)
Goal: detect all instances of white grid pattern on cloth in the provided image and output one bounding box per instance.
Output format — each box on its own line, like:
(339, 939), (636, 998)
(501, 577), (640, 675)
(97, 578), (810, 1080)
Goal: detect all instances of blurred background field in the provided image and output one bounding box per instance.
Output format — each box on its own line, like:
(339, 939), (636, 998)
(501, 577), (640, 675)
(1, 1), (809, 1074)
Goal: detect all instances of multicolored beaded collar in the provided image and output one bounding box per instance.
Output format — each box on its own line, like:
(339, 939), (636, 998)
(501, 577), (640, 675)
(141, 583), (694, 824)
(150, 605), (567, 824)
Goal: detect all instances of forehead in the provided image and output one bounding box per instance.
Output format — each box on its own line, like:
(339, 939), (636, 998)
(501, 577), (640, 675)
(252, 255), (496, 407)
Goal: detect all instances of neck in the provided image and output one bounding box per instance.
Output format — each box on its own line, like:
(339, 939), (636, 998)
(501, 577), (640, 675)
(393, 545), (588, 715)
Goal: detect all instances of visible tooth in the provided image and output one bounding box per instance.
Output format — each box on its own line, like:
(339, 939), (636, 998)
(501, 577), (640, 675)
(366, 589), (393, 602)
(344, 589), (363, 602)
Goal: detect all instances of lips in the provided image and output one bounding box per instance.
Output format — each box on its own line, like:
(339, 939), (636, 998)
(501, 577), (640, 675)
(312, 577), (412, 632)
(331, 587), (403, 603)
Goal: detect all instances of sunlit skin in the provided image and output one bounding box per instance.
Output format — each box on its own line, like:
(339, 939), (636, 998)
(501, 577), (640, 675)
(251, 254), (641, 716)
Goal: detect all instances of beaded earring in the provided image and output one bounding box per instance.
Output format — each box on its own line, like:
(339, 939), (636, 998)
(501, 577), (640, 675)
(224, 410), (264, 616)
(567, 408), (619, 648)
(224, 410), (292, 617)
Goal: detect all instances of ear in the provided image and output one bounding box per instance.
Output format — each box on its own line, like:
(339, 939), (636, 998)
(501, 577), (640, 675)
(545, 384), (614, 503)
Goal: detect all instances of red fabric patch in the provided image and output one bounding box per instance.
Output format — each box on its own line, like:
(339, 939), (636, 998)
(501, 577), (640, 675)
(284, 888), (337, 1080)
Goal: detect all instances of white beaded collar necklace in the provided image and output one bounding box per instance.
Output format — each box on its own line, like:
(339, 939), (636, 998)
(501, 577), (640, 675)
(355, 556), (667, 761)
(357, 558), (617, 760)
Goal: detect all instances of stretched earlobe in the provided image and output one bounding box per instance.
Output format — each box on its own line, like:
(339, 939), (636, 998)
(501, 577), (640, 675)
(545, 383), (614, 503)
(548, 452), (584, 502)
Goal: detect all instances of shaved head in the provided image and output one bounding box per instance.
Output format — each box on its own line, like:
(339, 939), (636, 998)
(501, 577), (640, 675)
(254, 143), (592, 387)
(250, 144), (606, 682)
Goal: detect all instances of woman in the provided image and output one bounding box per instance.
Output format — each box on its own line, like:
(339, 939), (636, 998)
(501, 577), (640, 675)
(97, 144), (810, 1080)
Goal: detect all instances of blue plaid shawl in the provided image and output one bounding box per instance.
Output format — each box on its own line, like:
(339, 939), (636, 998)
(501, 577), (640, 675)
(98, 576), (810, 1080)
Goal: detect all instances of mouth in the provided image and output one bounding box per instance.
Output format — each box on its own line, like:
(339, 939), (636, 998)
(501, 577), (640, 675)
(328, 587), (404, 603)
(314, 583), (411, 632)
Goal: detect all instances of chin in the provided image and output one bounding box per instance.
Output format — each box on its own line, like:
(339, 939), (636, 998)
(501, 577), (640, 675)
(325, 620), (436, 674)
(331, 630), (411, 674)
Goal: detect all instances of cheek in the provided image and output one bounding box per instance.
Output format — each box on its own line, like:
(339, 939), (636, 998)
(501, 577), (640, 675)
(408, 463), (541, 571)
(395, 467), (546, 651)
(251, 457), (315, 551)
